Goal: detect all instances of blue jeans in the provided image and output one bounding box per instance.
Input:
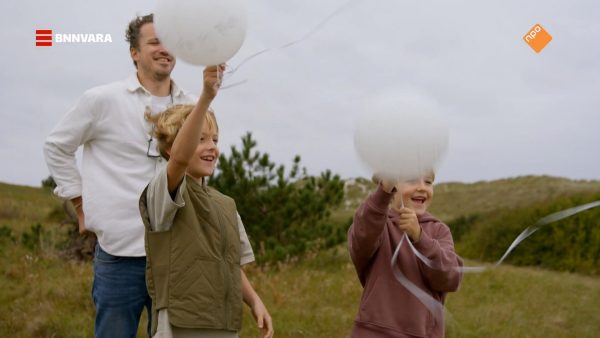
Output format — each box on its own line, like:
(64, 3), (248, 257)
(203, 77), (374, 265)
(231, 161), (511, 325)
(92, 244), (152, 338)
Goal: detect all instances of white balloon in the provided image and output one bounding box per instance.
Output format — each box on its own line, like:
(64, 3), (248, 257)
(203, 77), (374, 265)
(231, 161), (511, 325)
(354, 89), (449, 180)
(154, 0), (247, 66)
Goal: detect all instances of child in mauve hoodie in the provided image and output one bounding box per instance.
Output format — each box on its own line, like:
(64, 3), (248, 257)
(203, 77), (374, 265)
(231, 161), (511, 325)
(348, 174), (463, 338)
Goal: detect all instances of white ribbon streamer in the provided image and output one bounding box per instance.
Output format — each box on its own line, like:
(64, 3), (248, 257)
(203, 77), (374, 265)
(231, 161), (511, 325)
(221, 0), (362, 88)
(494, 200), (600, 267)
(390, 199), (600, 325)
(391, 233), (445, 323)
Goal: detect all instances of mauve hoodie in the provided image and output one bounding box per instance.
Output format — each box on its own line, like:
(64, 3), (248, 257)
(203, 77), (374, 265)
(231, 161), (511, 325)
(348, 185), (464, 338)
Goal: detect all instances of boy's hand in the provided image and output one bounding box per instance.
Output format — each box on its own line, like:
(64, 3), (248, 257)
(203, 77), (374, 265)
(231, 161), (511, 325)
(250, 298), (274, 338)
(372, 173), (397, 193)
(392, 206), (422, 242)
(202, 64), (225, 99)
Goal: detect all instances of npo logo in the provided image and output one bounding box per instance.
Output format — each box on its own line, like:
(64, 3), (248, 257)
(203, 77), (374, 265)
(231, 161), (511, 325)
(35, 29), (113, 47)
(523, 24), (552, 53)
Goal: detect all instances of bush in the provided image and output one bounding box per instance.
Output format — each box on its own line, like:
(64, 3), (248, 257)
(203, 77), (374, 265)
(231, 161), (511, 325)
(447, 213), (480, 242)
(0, 224), (16, 243)
(41, 176), (57, 190)
(458, 192), (600, 275)
(21, 223), (45, 251)
(209, 132), (345, 263)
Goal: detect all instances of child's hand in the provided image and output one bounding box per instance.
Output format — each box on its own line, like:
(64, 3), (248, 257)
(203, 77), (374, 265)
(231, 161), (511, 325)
(250, 298), (274, 338)
(372, 174), (397, 193)
(202, 64), (225, 99)
(392, 206), (422, 242)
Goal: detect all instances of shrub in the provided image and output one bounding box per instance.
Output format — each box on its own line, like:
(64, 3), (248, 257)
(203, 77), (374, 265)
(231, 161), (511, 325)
(458, 193), (600, 275)
(209, 132), (345, 263)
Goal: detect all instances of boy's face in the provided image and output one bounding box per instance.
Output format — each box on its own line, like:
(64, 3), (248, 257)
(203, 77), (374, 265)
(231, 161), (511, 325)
(391, 175), (434, 216)
(188, 124), (219, 179)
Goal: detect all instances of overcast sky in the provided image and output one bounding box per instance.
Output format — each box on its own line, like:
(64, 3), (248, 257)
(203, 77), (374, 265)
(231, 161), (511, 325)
(1, 0), (599, 187)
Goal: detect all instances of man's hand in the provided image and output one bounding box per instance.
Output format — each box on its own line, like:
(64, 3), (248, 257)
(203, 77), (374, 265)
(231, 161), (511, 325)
(71, 197), (90, 235)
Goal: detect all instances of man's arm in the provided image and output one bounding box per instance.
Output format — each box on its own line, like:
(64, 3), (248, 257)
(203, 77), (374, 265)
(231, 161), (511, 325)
(44, 90), (98, 234)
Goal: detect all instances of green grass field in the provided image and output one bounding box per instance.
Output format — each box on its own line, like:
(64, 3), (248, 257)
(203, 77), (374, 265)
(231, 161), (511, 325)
(2, 245), (598, 337)
(1, 177), (599, 337)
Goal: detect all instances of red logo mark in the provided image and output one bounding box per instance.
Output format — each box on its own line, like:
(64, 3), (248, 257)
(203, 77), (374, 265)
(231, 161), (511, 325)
(36, 29), (53, 47)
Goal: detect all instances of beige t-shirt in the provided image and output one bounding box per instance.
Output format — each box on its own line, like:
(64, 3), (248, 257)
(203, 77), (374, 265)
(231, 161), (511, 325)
(146, 164), (254, 338)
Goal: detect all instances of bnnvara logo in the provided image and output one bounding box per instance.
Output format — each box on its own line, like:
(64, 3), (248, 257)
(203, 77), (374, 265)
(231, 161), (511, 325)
(36, 29), (52, 46)
(35, 29), (113, 47)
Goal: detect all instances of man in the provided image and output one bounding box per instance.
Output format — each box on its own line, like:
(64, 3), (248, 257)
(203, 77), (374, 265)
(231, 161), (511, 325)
(44, 14), (196, 338)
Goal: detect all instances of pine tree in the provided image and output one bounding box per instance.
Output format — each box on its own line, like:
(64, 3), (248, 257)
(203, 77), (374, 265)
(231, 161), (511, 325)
(209, 132), (345, 262)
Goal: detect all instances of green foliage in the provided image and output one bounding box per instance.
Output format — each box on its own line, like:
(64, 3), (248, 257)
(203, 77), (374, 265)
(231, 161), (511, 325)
(19, 223), (67, 253)
(430, 175), (600, 221)
(209, 132), (345, 262)
(46, 204), (66, 223)
(447, 213), (480, 242)
(1, 177), (600, 336)
(41, 175), (57, 190)
(458, 192), (600, 275)
(21, 223), (45, 251)
(0, 181), (63, 235)
(0, 224), (16, 243)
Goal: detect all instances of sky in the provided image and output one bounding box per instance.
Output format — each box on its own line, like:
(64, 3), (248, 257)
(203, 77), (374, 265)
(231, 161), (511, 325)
(1, 0), (599, 187)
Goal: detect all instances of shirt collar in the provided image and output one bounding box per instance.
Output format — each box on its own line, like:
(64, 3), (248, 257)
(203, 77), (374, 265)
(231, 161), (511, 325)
(125, 73), (185, 97)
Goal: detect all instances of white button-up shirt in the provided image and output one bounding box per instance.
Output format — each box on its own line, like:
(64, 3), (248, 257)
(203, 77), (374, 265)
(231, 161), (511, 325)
(44, 74), (197, 256)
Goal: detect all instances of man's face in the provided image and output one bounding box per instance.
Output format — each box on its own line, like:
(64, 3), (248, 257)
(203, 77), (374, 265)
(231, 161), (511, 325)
(131, 23), (175, 80)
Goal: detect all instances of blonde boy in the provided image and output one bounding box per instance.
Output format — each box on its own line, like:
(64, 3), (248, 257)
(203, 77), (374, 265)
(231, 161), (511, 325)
(139, 65), (273, 338)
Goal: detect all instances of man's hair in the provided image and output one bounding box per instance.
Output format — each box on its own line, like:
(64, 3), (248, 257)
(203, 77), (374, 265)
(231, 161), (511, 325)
(125, 13), (154, 68)
(145, 104), (219, 160)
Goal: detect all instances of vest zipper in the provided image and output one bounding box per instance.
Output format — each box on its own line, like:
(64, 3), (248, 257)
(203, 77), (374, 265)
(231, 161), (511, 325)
(213, 191), (231, 329)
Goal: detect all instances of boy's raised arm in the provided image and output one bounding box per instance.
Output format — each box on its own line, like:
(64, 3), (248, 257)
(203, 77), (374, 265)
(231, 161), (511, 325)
(348, 183), (395, 284)
(167, 65), (224, 193)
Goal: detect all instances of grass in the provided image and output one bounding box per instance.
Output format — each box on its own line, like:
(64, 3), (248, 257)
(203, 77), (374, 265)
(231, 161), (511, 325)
(3, 244), (597, 337)
(445, 263), (599, 337)
(1, 246), (92, 336)
(239, 248), (600, 338)
(340, 175), (600, 222)
(430, 175), (600, 221)
(1, 177), (599, 337)
(0, 183), (62, 231)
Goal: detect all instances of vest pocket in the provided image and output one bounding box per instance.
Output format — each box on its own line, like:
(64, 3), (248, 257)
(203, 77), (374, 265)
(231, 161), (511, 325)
(169, 258), (225, 326)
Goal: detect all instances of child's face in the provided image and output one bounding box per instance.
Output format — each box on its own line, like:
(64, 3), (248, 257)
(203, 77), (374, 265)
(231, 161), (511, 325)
(391, 175), (434, 216)
(188, 124), (219, 179)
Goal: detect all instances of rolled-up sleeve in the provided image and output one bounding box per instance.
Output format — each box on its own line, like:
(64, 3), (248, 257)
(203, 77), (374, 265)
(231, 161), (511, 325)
(237, 213), (255, 265)
(145, 164), (186, 232)
(43, 90), (98, 200)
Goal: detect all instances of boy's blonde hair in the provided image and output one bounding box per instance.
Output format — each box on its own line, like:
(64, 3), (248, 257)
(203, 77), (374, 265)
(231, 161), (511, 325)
(145, 104), (218, 160)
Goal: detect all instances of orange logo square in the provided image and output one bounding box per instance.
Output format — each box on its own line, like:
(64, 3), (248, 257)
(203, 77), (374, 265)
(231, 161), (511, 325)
(523, 24), (552, 53)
